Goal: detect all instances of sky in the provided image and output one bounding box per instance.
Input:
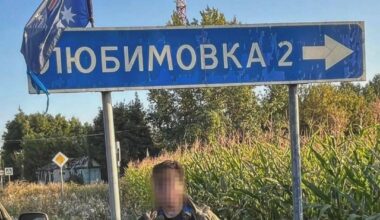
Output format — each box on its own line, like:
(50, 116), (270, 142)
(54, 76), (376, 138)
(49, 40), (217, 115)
(0, 0), (380, 140)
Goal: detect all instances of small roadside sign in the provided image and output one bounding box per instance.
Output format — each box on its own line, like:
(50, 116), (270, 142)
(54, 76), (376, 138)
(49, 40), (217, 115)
(52, 152), (69, 196)
(4, 167), (13, 176)
(52, 152), (69, 168)
(0, 170), (4, 176)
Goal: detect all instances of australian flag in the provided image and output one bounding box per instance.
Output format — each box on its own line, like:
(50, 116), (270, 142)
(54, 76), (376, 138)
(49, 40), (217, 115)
(21, 0), (93, 94)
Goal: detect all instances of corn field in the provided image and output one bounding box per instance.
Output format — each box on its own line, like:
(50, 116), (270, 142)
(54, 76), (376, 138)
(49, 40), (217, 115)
(124, 127), (380, 219)
(1, 127), (380, 219)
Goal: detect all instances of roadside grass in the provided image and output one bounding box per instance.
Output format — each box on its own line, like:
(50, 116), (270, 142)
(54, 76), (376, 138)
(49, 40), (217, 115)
(0, 182), (116, 219)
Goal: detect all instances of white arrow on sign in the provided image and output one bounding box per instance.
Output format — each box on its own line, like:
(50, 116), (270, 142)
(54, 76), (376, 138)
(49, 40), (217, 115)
(302, 35), (353, 70)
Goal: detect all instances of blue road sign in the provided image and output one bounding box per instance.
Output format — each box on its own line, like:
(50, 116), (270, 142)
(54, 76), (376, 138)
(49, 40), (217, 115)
(29, 22), (365, 93)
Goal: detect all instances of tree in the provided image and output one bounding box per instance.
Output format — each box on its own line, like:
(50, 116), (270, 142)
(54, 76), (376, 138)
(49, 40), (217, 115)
(1, 110), (28, 178)
(1, 110), (90, 180)
(148, 7), (260, 149)
(367, 75), (380, 98)
(363, 75), (380, 103)
(148, 90), (179, 149)
(259, 85), (289, 138)
(89, 94), (156, 178)
(300, 84), (371, 136)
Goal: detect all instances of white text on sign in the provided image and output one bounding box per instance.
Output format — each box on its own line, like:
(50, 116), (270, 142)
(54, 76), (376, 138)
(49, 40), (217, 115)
(40, 41), (294, 74)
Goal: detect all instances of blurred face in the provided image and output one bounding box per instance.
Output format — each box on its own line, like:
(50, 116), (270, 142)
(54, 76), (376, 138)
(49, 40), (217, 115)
(152, 169), (185, 211)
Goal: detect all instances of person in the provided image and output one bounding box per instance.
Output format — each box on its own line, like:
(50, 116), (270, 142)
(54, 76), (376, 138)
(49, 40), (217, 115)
(139, 160), (219, 220)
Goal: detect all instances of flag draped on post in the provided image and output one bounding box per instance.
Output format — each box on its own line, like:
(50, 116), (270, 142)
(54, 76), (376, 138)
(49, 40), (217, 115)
(21, 0), (93, 112)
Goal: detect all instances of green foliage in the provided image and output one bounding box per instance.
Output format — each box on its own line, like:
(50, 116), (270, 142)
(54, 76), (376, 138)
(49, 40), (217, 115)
(3, 126), (379, 219)
(149, 7), (259, 149)
(147, 90), (178, 149)
(300, 84), (372, 135)
(167, 11), (187, 26)
(123, 127), (380, 219)
(199, 6), (228, 25)
(367, 75), (380, 98)
(302, 127), (380, 219)
(259, 85), (289, 138)
(0, 95), (157, 182)
(149, 86), (260, 148)
(1, 111), (90, 180)
(89, 94), (156, 179)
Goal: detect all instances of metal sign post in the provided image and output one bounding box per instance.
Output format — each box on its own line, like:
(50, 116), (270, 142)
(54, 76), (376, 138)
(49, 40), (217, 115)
(102, 92), (121, 220)
(60, 167), (64, 196)
(288, 84), (303, 220)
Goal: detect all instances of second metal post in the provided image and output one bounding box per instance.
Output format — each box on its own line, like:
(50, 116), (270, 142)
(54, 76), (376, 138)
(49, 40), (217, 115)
(102, 91), (121, 220)
(60, 167), (64, 197)
(288, 84), (303, 220)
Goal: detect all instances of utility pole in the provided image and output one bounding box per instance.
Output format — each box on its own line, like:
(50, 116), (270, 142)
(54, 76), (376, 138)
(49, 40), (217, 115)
(176, 0), (187, 25)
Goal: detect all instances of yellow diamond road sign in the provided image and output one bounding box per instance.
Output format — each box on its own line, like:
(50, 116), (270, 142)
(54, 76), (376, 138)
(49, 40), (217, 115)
(52, 152), (69, 168)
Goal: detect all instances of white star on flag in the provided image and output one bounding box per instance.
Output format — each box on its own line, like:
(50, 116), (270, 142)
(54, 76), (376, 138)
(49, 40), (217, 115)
(61, 6), (76, 25)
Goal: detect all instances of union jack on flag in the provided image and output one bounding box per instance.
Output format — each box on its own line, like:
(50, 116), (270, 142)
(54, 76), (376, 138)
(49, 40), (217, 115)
(47, 0), (60, 11)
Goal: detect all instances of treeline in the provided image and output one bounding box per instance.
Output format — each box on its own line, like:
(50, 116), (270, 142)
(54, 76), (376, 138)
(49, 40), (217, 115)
(2, 7), (380, 181)
(0, 95), (157, 180)
(149, 81), (380, 148)
(2, 78), (380, 181)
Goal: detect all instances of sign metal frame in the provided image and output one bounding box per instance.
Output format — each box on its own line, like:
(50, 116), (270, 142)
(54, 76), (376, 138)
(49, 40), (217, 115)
(28, 21), (366, 94)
